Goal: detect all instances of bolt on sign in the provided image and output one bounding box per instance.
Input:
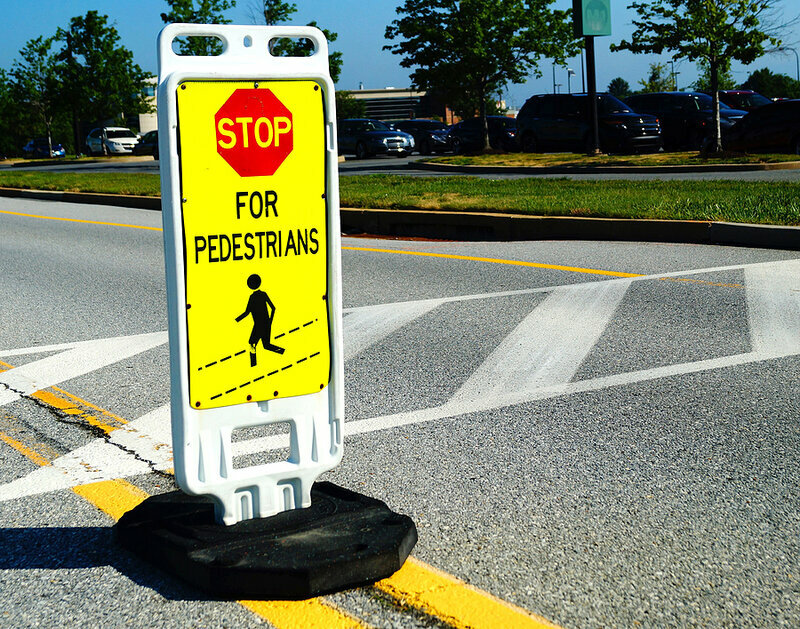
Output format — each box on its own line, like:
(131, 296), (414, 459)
(157, 24), (343, 525)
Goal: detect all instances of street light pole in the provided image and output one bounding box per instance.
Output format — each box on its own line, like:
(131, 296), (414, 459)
(567, 68), (576, 94)
(779, 47), (800, 82)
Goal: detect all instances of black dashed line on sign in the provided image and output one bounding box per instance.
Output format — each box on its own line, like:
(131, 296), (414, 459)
(209, 350), (323, 401)
(220, 356), (232, 363)
(289, 327), (300, 333)
(274, 332), (286, 339)
(235, 350), (246, 357)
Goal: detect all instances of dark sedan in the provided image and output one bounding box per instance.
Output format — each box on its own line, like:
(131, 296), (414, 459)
(337, 119), (415, 159)
(132, 130), (159, 159)
(446, 116), (517, 153)
(625, 92), (747, 150)
(22, 137), (66, 159)
(386, 119), (450, 154)
(723, 99), (800, 154)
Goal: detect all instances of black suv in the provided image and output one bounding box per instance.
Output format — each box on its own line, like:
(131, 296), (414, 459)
(386, 119), (450, 154)
(723, 100), (800, 154)
(624, 92), (747, 150)
(516, 93), (661, 153)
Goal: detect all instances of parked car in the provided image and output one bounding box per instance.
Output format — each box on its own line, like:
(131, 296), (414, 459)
(723, 99), (800, 154)
(132, 130), (159, 159)
(717, 90), (772, 112)
(386, 119), (450, 154)
(85, 127), (140, 156)
(337, 119), (415, 158)
(446, 116), (518, 153)
(624, 92), (747, 150)
(22, 137), (66, 159)
(516, 93), (661, 153)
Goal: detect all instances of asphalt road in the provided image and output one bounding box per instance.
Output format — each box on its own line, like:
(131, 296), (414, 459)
(1, 197), (799, 628)
(4, 154), (800, 181)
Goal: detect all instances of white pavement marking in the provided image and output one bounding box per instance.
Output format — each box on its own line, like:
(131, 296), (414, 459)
(343, 301), (440, 361)
(453, 280), (630, 404)
(0, 332), (168, 407)
(0, 404), (172, 501)
(2, 257), (800, 496)
(745, 259), (800, 355)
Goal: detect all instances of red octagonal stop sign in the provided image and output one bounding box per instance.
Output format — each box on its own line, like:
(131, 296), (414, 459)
(214, 88), (293, 177)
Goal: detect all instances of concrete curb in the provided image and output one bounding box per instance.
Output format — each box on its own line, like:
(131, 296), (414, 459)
(417, 160), (800, 175)
(1, 186), (798, 250)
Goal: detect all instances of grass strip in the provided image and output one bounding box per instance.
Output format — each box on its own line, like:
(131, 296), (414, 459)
(430, 151), (800, 167)
(1, 171), (798, 226)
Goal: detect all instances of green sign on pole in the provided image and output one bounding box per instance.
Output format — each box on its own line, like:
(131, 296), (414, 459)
(572, 0), (611, 37)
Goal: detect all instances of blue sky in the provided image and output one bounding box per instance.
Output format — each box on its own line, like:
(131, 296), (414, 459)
(2, 0), (799, 110)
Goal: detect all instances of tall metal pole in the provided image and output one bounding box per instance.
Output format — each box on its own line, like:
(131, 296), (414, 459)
(552, 63), (557, 94)
(580, 50), (586, 92)
(586, 36), (600, 154)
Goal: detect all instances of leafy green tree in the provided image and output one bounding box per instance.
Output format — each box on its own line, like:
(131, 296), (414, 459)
(55, 11), (152, 153)
(161, 0), (236, 56)
(637, 62), (673, 93)
(0, 70), (25, 157)
(741, 67), (800, 98)
(607, 77), (631, 99)
(611, 0), (782, 152)
(251, 1), (343, 83)
(335, 91), (366, 119)
(693, 58), (736, 91)
(385, 0), (579, 151)
(10, 37), (61, 156)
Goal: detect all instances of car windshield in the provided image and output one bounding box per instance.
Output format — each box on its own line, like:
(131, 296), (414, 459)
(724, 92), (771, 109)
(597, 94), (632, 114)
(691, 94), (714, 111)
(357, 120), (391, 132)
(106, 129), (137, 139)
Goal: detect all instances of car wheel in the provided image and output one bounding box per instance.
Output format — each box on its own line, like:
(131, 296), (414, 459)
(521, 133), (538, 153)
(420, 139), (432, 155)
(450, 137), (463, 154)
(355, 141), (369, 160)
(102, 143), (109, 156)
(153, 147), (160, 160)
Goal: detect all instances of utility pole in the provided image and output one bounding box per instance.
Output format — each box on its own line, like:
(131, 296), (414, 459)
(567, 68), (576, 94)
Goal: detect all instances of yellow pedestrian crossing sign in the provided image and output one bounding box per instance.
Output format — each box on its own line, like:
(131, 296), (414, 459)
(177, 80), (330, 410)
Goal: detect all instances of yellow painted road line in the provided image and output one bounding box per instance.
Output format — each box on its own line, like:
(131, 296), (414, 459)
(376, 557), (563, 629)
(72, 479), (150, 521)
(240, 600), (368, 629)
(0, 382), (368, 629)
(0, 208), (161, 232)
(343, 246), (644, 278)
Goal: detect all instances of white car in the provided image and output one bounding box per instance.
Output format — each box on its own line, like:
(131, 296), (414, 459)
(85, 127), (140, 155)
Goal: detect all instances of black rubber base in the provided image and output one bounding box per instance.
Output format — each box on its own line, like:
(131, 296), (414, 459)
(114, 481), (417, 600)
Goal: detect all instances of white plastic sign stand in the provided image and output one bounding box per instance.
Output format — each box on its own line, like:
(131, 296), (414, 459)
(157, 23), (344, 525)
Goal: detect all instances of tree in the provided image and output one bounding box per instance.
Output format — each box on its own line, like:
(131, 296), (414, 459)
(611, 0), (782, 152)
(607, 77), (631, 99)
(693, 59), (736, 91)
(55, 11), (152, 153)
(385, 0), (579, 151)
(637, 62), (673, 92)
(741, 67), (800, 98)
(161, 0), (236, 56)
(10, 37), (61, 156)
(335, 91), (366, 119)
(250, 1), (343, 83)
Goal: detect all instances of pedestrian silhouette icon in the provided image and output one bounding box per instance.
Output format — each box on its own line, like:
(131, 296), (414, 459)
(235, 273), (285, 366)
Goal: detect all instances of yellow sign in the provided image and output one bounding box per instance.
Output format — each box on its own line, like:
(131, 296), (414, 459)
(177, 80), (329, 410)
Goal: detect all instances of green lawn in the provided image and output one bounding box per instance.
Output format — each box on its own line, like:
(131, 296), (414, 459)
(430, 151), (800, 167)
(1, 171), (798, 226)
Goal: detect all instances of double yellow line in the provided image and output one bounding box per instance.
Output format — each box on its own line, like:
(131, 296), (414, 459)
(0, 361), (559, 629)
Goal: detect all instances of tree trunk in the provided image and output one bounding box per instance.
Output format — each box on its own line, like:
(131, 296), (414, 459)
(479, 88), (490, 152)
(710, 58), (722, 154)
